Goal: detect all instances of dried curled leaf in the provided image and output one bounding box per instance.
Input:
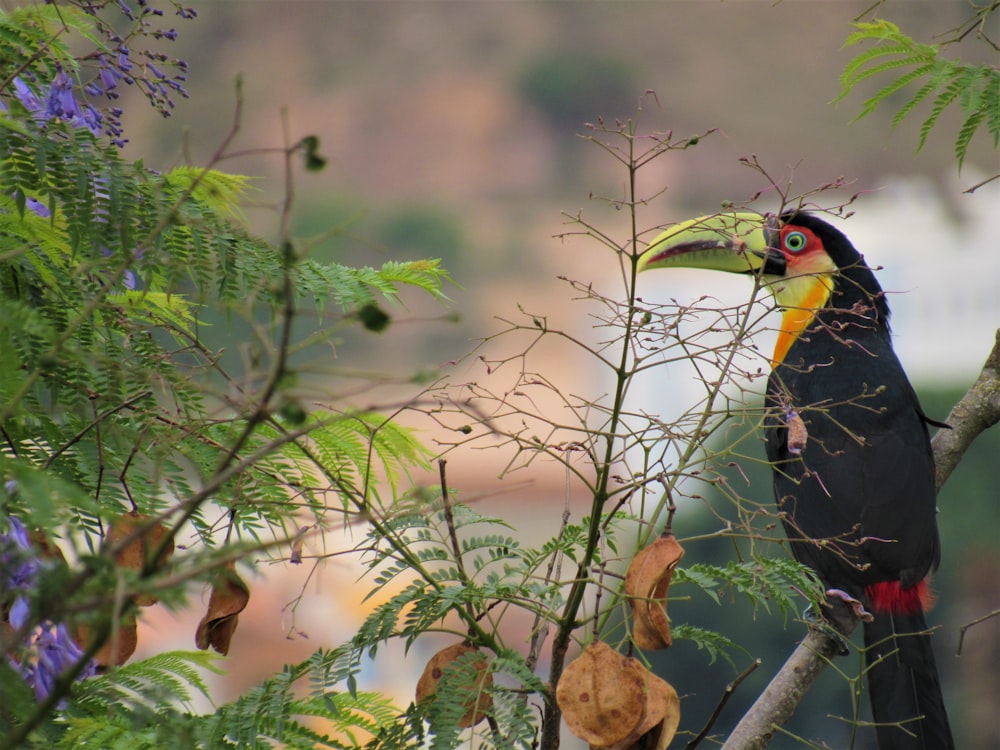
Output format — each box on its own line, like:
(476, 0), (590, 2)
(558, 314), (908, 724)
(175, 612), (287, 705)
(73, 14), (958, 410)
(556, 641), (647, 746)
(195, 563), (249, 655)
(415, 642), (493, 728)
(105, 511), (174, 606)
(625, 533), (685, 650)
(786, 410), (808, 454)
(595, 671), (681, 750)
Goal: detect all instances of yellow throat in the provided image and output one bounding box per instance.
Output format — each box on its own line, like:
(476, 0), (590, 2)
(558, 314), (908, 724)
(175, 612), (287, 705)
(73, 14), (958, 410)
(770, 272), (835, 367)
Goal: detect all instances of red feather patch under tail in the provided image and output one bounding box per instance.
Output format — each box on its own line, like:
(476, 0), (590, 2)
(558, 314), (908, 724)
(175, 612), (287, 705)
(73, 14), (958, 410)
(866, 579), (935, 614)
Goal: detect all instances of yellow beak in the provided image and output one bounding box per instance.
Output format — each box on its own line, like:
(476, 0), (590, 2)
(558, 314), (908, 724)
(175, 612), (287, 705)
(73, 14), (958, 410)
(637, 211), (786, 277)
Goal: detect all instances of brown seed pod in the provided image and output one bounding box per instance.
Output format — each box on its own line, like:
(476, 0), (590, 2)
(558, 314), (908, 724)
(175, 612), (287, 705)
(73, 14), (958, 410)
(194, 562), (249, 655)
(76, 612), (138, 670)
(593, 670), (681, 750)
(415, 642), (493, 728)
(624, 533), (685, 650)
(555, 641), (647, 746)
(105, 511), (174, 606)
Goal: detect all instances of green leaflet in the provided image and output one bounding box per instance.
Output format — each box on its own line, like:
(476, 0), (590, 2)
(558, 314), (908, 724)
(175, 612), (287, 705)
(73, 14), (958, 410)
(838, 19), (1000, 169)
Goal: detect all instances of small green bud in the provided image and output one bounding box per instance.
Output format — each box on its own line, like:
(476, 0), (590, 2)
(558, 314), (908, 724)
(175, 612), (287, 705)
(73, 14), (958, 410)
(279, 398), (307, 426)
(357, 302), (391, 333)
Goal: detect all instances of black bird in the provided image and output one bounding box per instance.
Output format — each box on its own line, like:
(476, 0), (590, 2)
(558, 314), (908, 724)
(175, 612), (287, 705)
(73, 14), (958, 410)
(638, 210), (953, 749)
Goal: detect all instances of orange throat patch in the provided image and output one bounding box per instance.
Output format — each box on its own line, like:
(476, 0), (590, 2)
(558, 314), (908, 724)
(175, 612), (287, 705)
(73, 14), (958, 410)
(770, 273), (834, 367)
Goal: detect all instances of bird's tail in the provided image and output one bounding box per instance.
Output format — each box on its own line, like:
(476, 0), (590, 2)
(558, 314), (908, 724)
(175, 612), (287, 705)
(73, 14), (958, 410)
(863, 581), (954, 749)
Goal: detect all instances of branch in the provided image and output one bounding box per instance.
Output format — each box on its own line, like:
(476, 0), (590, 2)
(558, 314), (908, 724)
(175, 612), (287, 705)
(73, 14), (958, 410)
(721, 328), (1000, 750)
(931, 329), (1000, 492)
(721, 627), (848, 750)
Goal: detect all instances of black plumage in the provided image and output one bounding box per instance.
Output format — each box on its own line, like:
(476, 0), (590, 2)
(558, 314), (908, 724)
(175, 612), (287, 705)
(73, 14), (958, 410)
(763, 213), (953, 749)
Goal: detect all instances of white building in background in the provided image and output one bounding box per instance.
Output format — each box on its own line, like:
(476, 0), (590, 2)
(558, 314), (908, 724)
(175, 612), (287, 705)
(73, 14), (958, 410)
(627, 173), (1000, 434)
(642, 173), (1000, 388)
(845, 173), (1000, 386)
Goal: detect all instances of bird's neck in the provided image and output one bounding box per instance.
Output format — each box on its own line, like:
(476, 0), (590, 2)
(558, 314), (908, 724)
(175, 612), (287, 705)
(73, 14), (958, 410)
(770, 270), (890, 368)
(770, 272), (835, 367)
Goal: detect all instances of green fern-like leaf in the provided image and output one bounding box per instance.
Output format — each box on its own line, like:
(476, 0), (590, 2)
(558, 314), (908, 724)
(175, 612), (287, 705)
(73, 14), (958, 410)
(918, 73), (966, 151)
(857, 62), (936, 120)
(670, 624), (747, 667)
(956, 104), (988, 169)
(163, 166), (257, 220)
(674, 557), (822, 618)
(838, 19), (1000, 169)
(75, 650), (221, 711)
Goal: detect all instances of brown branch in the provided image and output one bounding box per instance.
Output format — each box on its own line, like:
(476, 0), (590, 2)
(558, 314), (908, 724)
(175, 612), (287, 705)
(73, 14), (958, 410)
(689, 658), (762, 749)
(931, 329), (1000, 492)
(721, 628), (847, 750)
(720, 329), (1000, 750)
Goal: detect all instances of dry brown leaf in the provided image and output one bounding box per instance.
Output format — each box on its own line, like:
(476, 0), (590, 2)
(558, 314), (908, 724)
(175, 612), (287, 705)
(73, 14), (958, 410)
(786, 410), (808, 454)
(30, 529), (66, 563)
(556, 641), (647, 746)
(194, 562), (249, 655)
(625, 534), (685, 650)
(105, 512), (174, 606)
(415, 642), (493, 728)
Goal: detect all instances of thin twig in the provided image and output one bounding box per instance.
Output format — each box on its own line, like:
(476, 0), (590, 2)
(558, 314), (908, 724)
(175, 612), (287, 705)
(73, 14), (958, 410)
(957, 607), (1000, 655)
(525, 505), (570, 672)
(437, 459), (476, 626)
(687, 658), (762, 750)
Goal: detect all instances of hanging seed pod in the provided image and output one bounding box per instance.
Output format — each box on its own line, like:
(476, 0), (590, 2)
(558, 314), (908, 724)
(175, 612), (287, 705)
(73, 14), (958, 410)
(415, 642), (493, 728)
(105, 511), (174, 606)
(595, 670), (681, 750)
(556, 641), (647, 747)
(194, 562), (249, 655)
(76, 612), (138, 670)
(624, 533), (685, 650)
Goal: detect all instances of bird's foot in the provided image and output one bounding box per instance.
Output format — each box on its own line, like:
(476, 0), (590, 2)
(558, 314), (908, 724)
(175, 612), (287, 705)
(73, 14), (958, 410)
(824, 588), (873, 623)
(801, 589), (873, 656)
(802, 607), (851, 656)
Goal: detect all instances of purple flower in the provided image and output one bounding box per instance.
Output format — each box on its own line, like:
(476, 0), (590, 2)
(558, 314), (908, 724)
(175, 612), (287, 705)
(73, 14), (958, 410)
(1, 517), (37, 589)
(99, 244), (139, 291)
(2, 516), (97, 702)
(8, 618), (97, 702)
(45, 69), (81, 120)
(24, 196), (51, 219)
(12, 77), (43, 115)
(98, 55), (123, 93)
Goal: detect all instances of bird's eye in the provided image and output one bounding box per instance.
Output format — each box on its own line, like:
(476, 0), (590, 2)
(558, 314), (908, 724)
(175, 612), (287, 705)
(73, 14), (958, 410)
(783, 231), (807, 253)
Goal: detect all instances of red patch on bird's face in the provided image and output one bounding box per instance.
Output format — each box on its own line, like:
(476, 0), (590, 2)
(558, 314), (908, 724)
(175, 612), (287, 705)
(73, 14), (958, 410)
(773, 224), (837, 283)
(779, 224), (824, 263)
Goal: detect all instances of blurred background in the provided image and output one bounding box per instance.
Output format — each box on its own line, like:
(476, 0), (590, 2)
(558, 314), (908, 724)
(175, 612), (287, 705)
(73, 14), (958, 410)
(119, 1), (999, 747)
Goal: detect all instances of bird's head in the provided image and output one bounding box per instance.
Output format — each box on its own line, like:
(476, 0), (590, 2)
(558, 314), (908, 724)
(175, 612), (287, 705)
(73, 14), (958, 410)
(637, 210), (887, 364)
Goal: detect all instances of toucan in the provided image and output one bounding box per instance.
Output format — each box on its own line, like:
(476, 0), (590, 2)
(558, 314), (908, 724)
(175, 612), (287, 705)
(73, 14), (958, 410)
(637, 211), (953, 749)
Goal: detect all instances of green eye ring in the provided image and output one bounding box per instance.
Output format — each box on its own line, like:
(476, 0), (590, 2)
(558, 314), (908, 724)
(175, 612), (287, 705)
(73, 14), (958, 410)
(783, 231), (807, 253)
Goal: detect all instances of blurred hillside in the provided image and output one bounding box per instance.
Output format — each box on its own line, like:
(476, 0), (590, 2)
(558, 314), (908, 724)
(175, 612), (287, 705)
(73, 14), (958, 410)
(119, 2), (1000, 748)
(119, 0), (999, 379)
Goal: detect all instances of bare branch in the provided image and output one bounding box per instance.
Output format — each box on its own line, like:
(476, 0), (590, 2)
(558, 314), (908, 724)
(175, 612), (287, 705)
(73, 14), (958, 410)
(932, 329), (1000, 492)
(722, 627), (847, 750)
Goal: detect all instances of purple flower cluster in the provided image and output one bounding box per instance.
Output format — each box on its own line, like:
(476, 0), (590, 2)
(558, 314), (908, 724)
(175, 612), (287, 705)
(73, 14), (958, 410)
(2, 516), (97, 702)
(10, 72), (108, 140)
(2, 0), (194, 148)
